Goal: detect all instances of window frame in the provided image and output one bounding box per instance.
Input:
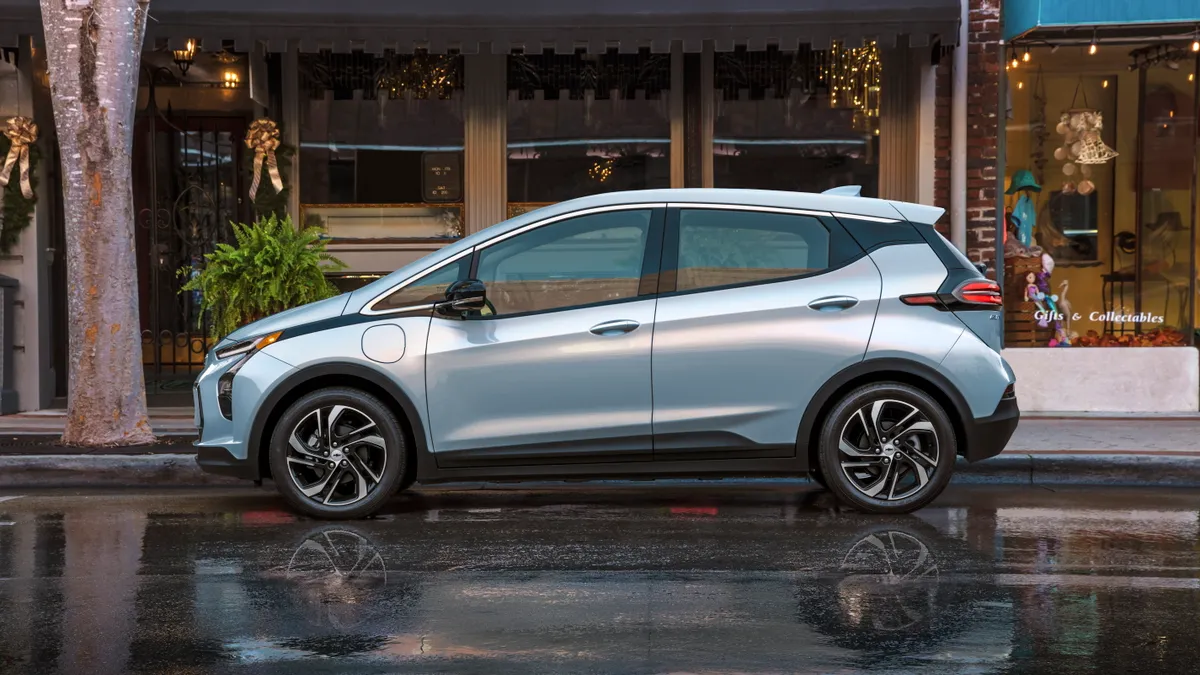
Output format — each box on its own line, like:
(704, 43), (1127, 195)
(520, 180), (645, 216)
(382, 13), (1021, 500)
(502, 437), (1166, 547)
(657, 203), (866, 297)
(362, 247), (476, 316)
(361, 203), (667, 317)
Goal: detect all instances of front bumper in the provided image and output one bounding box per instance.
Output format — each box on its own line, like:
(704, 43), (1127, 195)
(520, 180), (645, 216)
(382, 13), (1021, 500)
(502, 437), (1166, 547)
(193, 349), (294, 481)
(196, 446), (260, 479)
(961, 397), (1020, 462)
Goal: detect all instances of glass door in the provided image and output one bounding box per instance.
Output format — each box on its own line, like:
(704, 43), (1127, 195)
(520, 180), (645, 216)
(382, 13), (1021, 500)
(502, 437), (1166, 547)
(1137, 59), (1197, 345)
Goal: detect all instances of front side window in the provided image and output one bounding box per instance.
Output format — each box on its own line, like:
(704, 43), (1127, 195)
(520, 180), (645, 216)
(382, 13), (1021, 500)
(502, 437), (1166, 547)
(375, 256), (470, 311)
(674, 209), (831, 292)
(475, 209), (653, 317)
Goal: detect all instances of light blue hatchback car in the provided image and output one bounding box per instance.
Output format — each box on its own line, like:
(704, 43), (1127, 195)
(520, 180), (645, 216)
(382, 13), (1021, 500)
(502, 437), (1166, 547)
(194, 188), (1018, 519)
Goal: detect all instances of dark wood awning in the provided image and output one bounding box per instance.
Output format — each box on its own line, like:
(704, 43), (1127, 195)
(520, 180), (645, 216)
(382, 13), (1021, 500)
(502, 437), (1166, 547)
(2, 0), (960, 52)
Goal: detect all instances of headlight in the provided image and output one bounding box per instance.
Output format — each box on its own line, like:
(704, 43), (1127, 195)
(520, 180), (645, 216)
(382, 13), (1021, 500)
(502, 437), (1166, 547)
(214, 331), (284, 359)
(213, 331), (283, 420)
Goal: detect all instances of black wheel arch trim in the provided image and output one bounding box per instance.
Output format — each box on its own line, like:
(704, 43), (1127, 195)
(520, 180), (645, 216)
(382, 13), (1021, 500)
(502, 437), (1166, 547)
(246, 361), (432, 481)
(243, 358), (1003, 483)
(795, 357), (984, 471)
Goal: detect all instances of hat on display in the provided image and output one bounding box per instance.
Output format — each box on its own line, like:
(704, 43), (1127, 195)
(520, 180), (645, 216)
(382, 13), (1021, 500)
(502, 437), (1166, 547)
(1006, 169), (1042, 194)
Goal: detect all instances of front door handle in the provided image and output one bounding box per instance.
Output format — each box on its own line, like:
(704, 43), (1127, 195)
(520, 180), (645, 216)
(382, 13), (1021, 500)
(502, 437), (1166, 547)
(590, 319), (640, 336)
(808, 295), (859, 312)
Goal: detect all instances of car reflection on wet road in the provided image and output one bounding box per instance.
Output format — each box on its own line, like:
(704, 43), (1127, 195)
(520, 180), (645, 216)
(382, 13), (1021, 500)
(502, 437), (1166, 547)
(2, 485), (1200, 674)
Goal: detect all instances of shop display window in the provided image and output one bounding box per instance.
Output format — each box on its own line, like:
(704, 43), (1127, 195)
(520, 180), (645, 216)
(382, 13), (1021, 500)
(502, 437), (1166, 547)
(506, 49), (671, 213)
(299, 50), (465, 241)
(714, 43), (881, 195)
(1003, 45), (1199, 347)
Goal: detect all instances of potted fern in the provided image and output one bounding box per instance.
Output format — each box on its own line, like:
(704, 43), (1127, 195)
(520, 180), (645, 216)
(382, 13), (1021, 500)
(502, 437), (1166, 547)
(182, 213), (346, 339)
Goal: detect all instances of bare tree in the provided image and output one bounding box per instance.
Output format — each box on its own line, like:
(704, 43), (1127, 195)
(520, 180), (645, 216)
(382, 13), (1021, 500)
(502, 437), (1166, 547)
(40, 0), (154, 445)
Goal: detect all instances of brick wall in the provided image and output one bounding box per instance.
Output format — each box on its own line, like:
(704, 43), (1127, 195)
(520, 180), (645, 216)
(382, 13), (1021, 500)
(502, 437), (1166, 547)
(933, 0), (1002, 275)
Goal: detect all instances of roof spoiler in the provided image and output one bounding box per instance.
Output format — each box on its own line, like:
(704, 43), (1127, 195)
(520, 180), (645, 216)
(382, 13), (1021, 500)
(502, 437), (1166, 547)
(822, 185), (862, 197)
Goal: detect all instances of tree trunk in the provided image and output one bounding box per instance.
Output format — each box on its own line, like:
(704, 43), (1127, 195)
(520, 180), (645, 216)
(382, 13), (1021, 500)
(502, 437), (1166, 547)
(40, 0), (154, 445)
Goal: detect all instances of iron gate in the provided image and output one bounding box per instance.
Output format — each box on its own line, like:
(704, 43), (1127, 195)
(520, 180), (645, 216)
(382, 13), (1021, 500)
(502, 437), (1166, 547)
(134, 104), (247, 403)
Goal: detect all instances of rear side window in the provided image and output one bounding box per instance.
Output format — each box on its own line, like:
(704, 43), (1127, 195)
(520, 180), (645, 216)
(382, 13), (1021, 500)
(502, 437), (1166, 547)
(673, 209), (831, 292)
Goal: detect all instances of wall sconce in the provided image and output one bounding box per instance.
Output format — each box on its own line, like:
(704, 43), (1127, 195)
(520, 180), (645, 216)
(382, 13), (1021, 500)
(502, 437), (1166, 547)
(173, 39), (196, 76)
(222, 70), (240, 88)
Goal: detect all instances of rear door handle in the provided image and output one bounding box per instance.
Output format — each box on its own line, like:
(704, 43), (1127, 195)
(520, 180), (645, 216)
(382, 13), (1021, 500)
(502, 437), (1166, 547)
(590, 319), (640, 336)
(808, 295), (859, 311)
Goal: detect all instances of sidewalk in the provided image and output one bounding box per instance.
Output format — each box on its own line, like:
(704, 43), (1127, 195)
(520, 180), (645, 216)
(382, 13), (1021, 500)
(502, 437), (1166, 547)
(0, 410), (1198, 488)
(0, 407), (195, 437)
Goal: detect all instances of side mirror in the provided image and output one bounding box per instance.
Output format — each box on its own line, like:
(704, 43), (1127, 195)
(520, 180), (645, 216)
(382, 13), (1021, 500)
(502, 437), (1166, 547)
(437, 279), (487, 315)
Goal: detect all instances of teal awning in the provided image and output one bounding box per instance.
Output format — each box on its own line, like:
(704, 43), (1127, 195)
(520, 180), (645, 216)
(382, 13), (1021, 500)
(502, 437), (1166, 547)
(1006, 0), (1200, 42)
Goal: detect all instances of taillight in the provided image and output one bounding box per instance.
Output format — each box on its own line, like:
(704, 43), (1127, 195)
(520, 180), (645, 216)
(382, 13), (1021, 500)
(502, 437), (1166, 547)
(955, 279), (1003, 306)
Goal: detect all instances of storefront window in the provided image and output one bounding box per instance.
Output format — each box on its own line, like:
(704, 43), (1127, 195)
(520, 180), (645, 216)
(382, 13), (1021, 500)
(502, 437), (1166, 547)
(1003, 45), (1199, 348)
(299, 51), (465, 240)
(714, 44), (881, 195)
(506, 50), (671, 216)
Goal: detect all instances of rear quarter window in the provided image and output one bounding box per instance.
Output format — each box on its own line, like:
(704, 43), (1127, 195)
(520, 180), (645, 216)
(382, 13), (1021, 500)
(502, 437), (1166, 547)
(836, 216), (924, 252)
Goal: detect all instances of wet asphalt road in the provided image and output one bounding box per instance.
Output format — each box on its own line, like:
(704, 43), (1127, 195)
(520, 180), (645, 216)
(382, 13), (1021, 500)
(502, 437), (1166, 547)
(2, 485), (1200, 674)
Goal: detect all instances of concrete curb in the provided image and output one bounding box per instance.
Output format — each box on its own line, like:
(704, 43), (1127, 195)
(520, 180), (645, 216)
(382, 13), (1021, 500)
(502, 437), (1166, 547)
(2, 452), (1200, 489)
(952, 454), (1200, 487)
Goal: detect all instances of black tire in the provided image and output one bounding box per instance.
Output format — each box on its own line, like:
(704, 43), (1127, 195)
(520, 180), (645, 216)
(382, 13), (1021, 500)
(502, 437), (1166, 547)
(269, 387), (407, 520)
(809, 467), (829, 490)
(817, 382), (956, 514)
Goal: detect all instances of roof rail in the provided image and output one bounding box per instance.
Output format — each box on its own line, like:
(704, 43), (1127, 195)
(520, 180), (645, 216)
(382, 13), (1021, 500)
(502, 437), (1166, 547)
(822, 185), (862, 197)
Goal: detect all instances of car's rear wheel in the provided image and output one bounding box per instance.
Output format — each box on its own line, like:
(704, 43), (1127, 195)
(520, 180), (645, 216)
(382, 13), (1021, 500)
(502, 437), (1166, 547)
(817, 382), (956, 514)
(269, 387), (407, 520)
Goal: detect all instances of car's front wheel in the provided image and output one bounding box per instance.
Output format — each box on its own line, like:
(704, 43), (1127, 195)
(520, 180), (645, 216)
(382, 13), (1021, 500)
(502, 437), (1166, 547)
(817, 382), (956, 514)
(269, 387), (407, 519)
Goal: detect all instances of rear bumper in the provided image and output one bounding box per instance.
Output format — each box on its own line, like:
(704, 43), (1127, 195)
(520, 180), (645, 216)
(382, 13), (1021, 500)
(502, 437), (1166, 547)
(961, 397), (1019, 462)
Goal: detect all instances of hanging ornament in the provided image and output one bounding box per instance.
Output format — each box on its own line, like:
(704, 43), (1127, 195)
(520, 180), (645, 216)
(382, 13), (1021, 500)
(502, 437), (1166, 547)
(1064, 109), (1117, 164)
(0, 116), (38, 200)
(1053, 147), (1067, 161)
(1062, 162), (1076, 176)
(245, 118), (284, 201)
(1078, 179), (1095, 195)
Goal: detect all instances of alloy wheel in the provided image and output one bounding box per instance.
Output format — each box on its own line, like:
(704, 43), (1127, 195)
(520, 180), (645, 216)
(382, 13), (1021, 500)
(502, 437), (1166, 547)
(286, 405), (388, 507)
(837, 399), (940, 502)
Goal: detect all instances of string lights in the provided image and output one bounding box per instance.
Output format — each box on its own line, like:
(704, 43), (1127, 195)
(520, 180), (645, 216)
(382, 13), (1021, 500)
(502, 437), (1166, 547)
(825, 40), (882, 132)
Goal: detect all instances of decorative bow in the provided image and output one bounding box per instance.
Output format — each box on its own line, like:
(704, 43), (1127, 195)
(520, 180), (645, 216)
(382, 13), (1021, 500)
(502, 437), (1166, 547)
(0, 116), (37, 200)
(245, 118), (283, 201)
